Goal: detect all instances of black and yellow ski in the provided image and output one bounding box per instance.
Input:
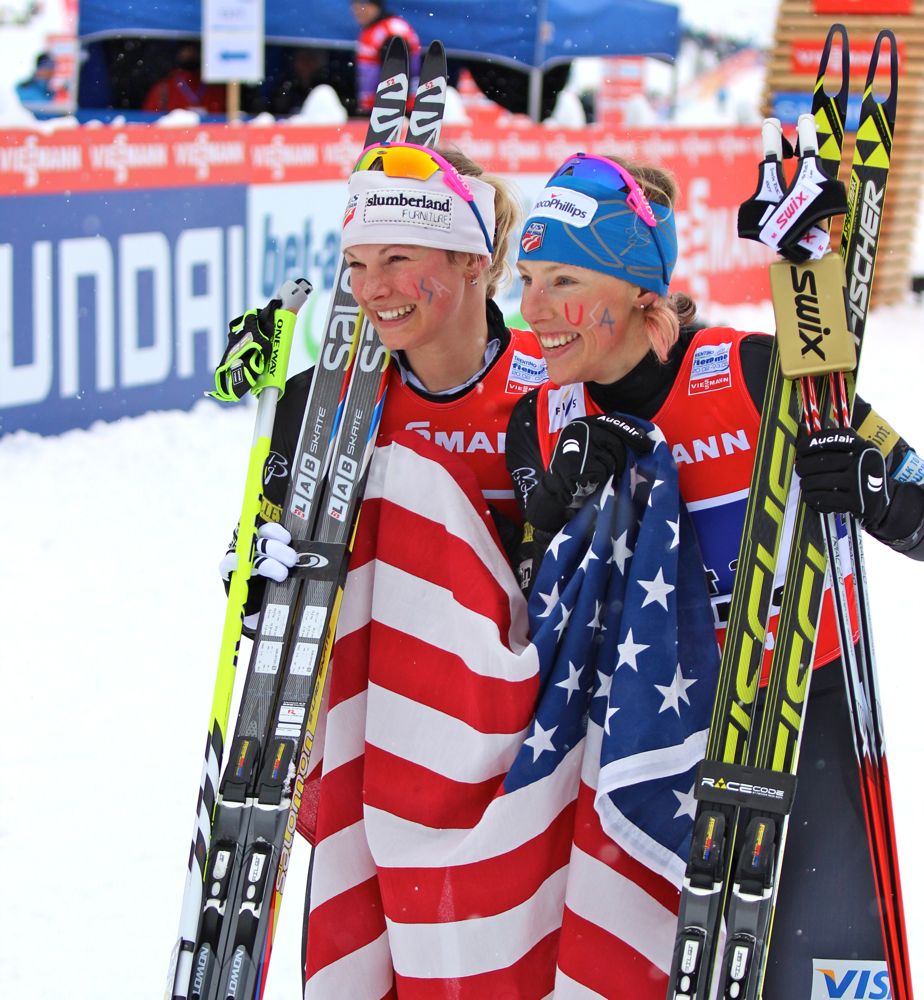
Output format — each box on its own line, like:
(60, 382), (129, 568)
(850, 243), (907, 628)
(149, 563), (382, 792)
(667, 26), (903, 1000)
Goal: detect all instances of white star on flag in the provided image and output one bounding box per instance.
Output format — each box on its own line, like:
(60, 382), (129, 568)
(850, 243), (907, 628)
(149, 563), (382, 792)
(672, 783), (698, 820)
(666, 517), (680, 549)
(604, 703), (619, 735)
(578, 546), (600, 572)
(655, 662), (697, 716)
(524, 719), (557, 761)
(587, 600), (605, 632)
(616, 628), (649, 671)
(536, 581), (560, 618)
(646, 478), (664, 506)
(554, 603), (572, 638)
(609, 530), (632, 574)
(546, 530), (570, 561)
(555, 661), (583, 703)
(638, 567), (675, 610)
(594, 668), (613, 700)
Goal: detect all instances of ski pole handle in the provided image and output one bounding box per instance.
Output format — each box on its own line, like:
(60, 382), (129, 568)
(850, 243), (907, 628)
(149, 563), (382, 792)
(254, 277), (312, 398)
(209, 277), (313, 402)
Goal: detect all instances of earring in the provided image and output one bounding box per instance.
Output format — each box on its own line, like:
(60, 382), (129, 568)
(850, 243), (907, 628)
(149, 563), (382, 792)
(469, 276), (479, 286)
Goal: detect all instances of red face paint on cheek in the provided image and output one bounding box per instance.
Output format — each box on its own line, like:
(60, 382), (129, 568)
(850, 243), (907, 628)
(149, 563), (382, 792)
(563, 301), (584, 327)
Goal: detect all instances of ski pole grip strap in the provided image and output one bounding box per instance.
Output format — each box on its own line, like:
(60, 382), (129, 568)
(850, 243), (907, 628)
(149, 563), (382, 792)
(695, 760), (797, 815)
(253, 278), (313, 398)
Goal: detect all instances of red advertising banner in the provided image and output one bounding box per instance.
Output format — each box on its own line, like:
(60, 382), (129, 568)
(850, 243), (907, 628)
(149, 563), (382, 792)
(0, 121), (772, 306)
(790, 37), (905, 74)
(812, 0), (912, 12)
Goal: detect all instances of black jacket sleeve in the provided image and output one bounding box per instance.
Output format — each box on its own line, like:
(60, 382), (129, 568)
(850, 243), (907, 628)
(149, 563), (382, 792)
(504, 390), (557, 594)
(850, 400), (924, 559)
(740, 333), (924, 559)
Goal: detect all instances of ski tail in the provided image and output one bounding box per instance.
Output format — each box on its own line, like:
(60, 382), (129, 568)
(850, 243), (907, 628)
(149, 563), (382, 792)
(407, 40), (448, 147)
(811, 22), (849, 182)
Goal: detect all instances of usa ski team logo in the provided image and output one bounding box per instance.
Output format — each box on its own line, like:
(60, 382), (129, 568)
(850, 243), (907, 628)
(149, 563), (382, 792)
(521, 221), (546, 253)
(689, 342), (732, 395)
(343, 194), (358, 227)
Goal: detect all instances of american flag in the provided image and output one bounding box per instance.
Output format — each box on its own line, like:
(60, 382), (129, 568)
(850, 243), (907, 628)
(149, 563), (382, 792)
(299, 427), (720, 999)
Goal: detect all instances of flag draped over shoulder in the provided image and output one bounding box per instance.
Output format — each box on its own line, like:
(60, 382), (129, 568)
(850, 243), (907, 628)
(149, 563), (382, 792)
(301, 427), (720, 1000)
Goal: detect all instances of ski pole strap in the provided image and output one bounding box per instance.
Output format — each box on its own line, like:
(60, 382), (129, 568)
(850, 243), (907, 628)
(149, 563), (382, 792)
(210, 278), (312, 402)
(210, 307), (274, 402)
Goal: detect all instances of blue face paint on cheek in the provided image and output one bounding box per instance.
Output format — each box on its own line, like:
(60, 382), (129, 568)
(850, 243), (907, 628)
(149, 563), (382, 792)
(599, 307), (616, 334)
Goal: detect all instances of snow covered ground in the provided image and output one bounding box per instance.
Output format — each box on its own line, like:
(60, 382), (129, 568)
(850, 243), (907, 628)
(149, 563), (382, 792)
(2, 1), (923, 998)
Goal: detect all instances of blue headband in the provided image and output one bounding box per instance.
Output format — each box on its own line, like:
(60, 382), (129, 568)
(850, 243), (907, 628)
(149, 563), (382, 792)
(518, 174), (677, 296)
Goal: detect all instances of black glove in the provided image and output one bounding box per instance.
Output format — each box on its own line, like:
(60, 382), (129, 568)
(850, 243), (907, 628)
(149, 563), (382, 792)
(210, 298), (278, 402)
(526, 414), (652, 533)
(795, 427), (891, 525)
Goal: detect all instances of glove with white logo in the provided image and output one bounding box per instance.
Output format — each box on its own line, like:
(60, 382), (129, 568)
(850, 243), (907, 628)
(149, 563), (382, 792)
(526, 413), (652, 533)
(795, 428), (891, 526)
(220, 521), (298, 584)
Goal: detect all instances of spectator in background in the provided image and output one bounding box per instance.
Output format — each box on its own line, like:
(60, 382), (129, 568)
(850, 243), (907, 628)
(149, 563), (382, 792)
(143, 42), (226, 114)
(350, 1), (421, 115)
(269, 48), (329, 116)
(16, 52), (56, 107)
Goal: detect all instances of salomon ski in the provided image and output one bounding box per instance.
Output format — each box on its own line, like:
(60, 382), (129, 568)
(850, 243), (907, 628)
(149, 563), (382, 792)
(177, 40), (449, 1000)
(168, 36), (415, 1000)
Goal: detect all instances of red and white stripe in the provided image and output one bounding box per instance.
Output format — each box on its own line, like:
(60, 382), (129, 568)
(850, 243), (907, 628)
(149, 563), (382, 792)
(300, 435), (678, 998)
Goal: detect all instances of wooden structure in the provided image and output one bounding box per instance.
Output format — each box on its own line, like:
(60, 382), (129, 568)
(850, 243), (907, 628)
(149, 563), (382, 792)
(763, 0), (924, 304)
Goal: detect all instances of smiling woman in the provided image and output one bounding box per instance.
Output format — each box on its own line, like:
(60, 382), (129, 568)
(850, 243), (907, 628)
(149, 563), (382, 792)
(503, 149), (924, 997)
(237, 137), (550, 992)
(231, 138), (546, 604)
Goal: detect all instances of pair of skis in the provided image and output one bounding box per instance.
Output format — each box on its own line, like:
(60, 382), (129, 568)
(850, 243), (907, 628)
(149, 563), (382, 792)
(667, 24), (911, 1000)
(167, 37), (448, 1000)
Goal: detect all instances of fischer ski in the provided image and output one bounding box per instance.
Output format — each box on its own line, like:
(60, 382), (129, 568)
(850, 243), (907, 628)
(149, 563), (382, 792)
(173, 39), (449, 1000)
(167, 36), (412, 1000)
(668, 25), (906, 1000)
(738, 31), (910, 1000)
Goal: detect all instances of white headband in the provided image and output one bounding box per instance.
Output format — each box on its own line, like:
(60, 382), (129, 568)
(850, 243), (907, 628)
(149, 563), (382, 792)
(341, 169), (496, 257)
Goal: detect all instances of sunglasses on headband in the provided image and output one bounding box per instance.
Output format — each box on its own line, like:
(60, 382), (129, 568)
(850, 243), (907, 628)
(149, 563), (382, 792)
(551, 152), (671, 288)
(354, 142), (495, 255)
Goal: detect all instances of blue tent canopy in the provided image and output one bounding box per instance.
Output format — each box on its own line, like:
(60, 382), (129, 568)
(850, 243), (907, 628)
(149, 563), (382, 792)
(78, 0), (680, 70)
